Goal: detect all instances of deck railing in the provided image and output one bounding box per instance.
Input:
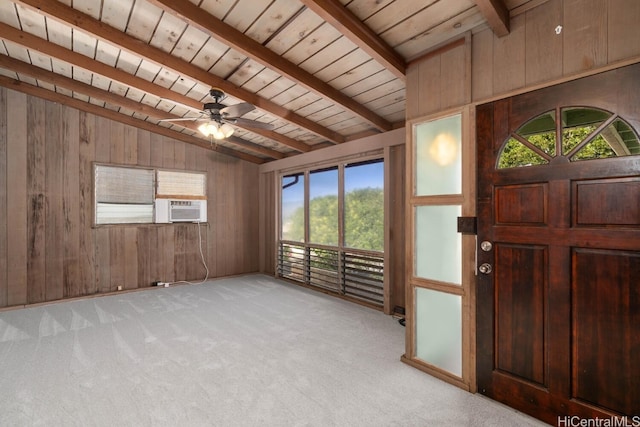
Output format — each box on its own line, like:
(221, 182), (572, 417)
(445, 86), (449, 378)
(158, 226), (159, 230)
(278, 241), (384, 307)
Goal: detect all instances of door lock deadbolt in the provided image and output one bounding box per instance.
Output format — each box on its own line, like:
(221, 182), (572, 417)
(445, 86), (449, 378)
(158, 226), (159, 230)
(478, 263), (493, 274)
(480, 241), (493, 252)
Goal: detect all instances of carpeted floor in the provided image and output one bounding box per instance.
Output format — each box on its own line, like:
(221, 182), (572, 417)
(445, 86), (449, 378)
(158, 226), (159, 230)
(0, 274), (547, 426)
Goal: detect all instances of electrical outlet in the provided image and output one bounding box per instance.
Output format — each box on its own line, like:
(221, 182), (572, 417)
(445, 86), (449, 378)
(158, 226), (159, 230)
(117, 285), (123, 291)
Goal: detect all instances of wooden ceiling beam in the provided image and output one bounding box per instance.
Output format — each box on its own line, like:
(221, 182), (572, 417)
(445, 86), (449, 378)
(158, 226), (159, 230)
(473, 0), (510, 37)
(9, 0), (336, 147)
(0, 75), (264, 164)
(0, 25), (294, 158)
(299, 0), (406, 80)
(0, 56), (280, 161)
(145, 0), (392, 132)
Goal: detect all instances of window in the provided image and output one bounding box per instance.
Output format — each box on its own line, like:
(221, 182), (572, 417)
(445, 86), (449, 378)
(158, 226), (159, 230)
(278, 158), (385, 305)
(157, 170), (206, 199)
(281, 172), (305, 242)
(94, 164), (207, 225)
(309, 167), (338, 246)
(498, 107), (640, 169)
(344, 160), (384, 252)
(94, 165), (155, 224)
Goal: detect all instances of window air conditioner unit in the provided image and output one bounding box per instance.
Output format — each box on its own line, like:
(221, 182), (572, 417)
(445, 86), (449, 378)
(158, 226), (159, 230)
(154, 199), (207, 223)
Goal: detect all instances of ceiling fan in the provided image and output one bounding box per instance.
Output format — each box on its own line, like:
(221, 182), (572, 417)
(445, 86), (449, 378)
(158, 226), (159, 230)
(159, 88), (274, 139)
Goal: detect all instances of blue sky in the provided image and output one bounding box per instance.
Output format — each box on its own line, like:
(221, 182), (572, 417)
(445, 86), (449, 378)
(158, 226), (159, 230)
(281, 161), (383, 218)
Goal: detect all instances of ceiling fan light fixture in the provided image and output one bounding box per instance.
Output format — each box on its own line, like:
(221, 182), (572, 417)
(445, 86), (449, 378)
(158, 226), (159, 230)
(198, 121), (234, 139)
(220, 123), (234, 138)
(198, 121), (218, 137)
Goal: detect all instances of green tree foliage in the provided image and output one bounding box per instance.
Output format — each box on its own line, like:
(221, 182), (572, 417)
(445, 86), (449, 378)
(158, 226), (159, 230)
(499, 126), (616, 168)
(345, 187), (383, 251)
(309, 194), (338, 246)
(285, 187), (384, 251)
(286, 203), (305, 242)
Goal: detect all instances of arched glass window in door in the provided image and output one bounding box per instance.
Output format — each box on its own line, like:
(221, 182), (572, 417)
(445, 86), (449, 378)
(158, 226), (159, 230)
(498, 107), (640, 169)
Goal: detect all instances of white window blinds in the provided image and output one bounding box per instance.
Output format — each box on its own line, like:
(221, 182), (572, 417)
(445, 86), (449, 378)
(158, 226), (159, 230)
(95, 165), (155, 204)
(156, 170), (206, 198)
(95, 165), (155, 224)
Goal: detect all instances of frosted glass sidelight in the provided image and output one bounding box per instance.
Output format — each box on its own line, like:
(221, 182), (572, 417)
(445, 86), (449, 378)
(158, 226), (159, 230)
(415, 205), (462, 284)
(415, 288), (462, 377)
(415, 114), (462, 196)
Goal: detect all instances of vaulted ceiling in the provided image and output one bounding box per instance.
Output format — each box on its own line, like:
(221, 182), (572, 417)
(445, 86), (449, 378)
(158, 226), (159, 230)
(0, 0), (537, 163)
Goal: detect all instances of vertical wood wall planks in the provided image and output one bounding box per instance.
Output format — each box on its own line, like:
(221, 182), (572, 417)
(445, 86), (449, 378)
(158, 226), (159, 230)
(492, 13), (526, 95)
(78, 111), (96, 295)
(149, 132), (164, 168)
(109, 227), (125, 292)
(136, 226), (151, 287)
(174, 139), (186, 170)
(109, 121), (125, 164)
(562, 0), (607, 75)
(27, 96), (46, 304)
(471, 28), (494, 102)
(608, 0), (640, 62)
(417, 55), (441, 116)
(258, 171), (275, 274)
(524, 0), (563, 85)
(137, 129), (151, 167)
(63, 106), (81, 298)
(123, 124), (137, 165)
(123, 227), (137, 289)
(440, 44), (468, 110)
(388, 144), (406, 314)
(0, 88), (7, 307)
(6, 90), (28, 305)
(174, 223), (187, 281)
(162, 137), (175, 169)
(161, 226), (175, 283)
(45, 101), (64, 301)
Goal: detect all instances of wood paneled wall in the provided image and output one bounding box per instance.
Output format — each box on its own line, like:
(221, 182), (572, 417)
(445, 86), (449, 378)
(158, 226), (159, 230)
(386, 144), (405, 312)
(0, 87), (259, 308)
(407, 0), (640, 119)
(258, 171), (276, 275)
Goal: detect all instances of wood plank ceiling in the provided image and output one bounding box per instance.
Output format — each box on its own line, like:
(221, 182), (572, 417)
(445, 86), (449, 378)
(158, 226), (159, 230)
(0, 0), (536, 163)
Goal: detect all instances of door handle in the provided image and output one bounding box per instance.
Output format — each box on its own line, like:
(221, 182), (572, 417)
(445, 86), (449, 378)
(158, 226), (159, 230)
(479, 263), (492, 274)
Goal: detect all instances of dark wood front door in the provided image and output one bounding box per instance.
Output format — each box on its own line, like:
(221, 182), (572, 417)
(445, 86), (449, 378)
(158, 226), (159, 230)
(476, 64), (640, 425)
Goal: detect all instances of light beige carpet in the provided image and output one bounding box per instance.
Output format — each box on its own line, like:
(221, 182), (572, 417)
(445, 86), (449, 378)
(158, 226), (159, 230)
(0, 274), (547, 426)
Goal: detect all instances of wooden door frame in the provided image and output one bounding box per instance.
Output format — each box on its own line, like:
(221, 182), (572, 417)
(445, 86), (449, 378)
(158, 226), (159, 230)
(402, 105), (477, 391)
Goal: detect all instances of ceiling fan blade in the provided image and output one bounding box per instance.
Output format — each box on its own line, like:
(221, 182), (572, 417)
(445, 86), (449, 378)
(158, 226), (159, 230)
(158, 117), (207, 122)
(220, 102), (255, 118)
(226, 117), (275, 130)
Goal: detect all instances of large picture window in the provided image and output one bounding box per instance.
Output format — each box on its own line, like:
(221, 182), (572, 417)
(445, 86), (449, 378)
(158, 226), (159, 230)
(278, 158), (384, 306)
